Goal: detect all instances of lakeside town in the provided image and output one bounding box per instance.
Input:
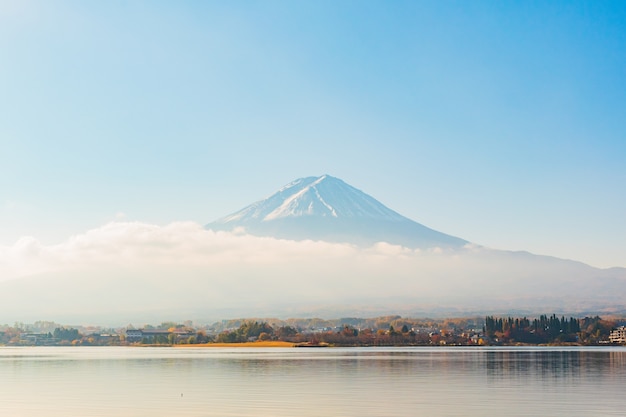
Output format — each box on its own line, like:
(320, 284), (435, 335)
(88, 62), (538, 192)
(2, 314), (626, 347)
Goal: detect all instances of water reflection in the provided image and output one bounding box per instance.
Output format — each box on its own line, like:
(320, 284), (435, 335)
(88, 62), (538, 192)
(1, 346), (625, 417)
(482, 348), (626, 380)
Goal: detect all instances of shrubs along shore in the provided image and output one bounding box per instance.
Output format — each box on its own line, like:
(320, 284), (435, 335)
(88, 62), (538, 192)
(2, 315), (623, 347)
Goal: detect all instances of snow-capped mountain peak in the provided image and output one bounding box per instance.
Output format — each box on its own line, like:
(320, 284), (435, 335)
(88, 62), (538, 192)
(207, 175), (467, 248)
(265, 175), (338, 220)
(217, 175), (408, 223)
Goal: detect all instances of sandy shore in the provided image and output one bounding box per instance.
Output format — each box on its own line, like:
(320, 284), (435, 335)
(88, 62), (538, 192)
(174, 341), (296, 348)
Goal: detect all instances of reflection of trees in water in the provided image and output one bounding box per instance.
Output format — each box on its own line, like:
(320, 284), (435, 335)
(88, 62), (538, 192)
(484, 349), (626, 380)
(202, 349), (502, 379)
(139, 348), (626, 386)
(486, 350), (573, 379)
(201, 349), (475, 380)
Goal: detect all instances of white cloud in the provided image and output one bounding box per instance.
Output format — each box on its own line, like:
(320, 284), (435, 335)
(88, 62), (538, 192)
(0, 221), (604, 285)
(1, 221), (623, 324)
(0, 221), (366, 281)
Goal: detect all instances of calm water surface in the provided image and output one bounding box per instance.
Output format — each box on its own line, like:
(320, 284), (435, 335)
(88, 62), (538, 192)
(1, 346), (624, 416)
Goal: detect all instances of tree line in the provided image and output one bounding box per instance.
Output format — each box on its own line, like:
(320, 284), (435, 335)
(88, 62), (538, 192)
(484, 314), (616, 344)
(3, 315), (623, 346)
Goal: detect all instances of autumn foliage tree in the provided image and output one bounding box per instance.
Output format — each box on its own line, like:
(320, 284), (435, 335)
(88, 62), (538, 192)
(216, 321), (275, 343)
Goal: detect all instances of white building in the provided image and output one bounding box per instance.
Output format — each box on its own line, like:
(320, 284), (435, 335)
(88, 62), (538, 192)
(609, 326), (626, 343)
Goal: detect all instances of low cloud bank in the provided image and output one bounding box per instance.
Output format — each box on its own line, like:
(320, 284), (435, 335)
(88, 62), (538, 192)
(1, 221), (624, 323)
(0, 221), (454, 281)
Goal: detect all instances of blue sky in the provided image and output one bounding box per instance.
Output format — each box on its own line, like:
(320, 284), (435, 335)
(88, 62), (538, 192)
(1, 0), (625, 268)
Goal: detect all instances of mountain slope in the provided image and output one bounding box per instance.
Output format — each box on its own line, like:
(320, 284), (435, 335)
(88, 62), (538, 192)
(206, 175), (467, 248)
(1, 244), (624, 324)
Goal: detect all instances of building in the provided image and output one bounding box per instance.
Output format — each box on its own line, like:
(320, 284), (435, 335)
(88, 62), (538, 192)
(125, 329), (144, 342)
(125, 328), (193, 343)
(609, 326), (626, 343)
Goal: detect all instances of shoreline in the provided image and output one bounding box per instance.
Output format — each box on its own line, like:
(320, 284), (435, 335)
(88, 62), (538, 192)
(174, 341), (295, 348)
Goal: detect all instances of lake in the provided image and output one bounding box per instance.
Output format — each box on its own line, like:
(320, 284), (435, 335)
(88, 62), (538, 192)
(1, 346), (624, 416)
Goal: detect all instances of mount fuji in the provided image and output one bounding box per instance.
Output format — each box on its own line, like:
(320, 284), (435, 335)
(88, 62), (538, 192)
(1, 175), (625, 325)
(206, 175), (467, 248)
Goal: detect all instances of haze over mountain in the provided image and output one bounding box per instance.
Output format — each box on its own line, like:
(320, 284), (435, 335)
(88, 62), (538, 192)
(207, 175), (467, 248)
(2, 2), (624, 327)
(1, 175), (625, 325)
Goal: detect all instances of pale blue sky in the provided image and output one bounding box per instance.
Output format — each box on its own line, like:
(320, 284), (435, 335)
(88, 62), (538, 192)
(1, 1), (625, 267)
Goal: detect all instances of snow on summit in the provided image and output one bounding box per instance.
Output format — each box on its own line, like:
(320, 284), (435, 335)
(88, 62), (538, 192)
(218, 175), (407, 222)
(207, 175), (467, 248)
(264, 176), (338, 220)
